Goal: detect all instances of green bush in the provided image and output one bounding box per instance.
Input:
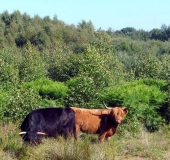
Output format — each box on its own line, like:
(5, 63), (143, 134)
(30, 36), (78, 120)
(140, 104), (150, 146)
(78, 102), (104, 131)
(100, 79), (168, 132)
(51, 51), (113, 108)
(46, 53), (80, 82)
(0, 89), (7, 120)
(65, 77), (100, 108)
(0, 58), (19, 89)
(2, 87), (41, 122)
(19, 43), (47, 82)
(159, 74), (170, 124)
(42, 44), (75, 82)
(118, 115), (142, 136)
(22, 78), (68, 105)
(46, 49), (112, 87)
(76, 51), (112, 89)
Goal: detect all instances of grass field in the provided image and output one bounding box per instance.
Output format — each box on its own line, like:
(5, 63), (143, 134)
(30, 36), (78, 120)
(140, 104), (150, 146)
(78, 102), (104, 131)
(0, 122), (170, 160)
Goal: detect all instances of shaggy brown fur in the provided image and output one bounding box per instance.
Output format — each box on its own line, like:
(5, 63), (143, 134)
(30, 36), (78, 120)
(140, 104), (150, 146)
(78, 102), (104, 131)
(71, 107), (129, 142)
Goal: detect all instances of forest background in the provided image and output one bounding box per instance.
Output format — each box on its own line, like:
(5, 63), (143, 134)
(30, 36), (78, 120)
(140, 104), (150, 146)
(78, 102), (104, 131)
(0, 10), (170, 133)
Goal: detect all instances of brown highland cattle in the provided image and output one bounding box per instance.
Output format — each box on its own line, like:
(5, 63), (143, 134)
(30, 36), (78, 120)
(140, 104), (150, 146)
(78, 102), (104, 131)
(71, 103), (129, 142)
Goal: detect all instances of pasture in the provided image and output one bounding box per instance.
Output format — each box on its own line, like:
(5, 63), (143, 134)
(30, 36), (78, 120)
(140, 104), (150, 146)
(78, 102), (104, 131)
(1, 122), (170, 160)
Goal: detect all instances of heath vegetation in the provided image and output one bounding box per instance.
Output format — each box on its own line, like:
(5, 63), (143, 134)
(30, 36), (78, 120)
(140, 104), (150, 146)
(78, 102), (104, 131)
(0, 11), (170, 159)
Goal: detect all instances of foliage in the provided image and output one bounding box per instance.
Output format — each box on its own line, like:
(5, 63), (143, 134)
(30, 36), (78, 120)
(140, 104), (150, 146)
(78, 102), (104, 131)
(0, 58), (19, 89)
(134, 52), (163, 79)
(2, 87), (41, 122)
(42, 44), (73, 82)
(65, 77), (99, 108)
(0, 48), (20, 89)
(19, 43), (47, 82)
(64, 50), (113, 108)
(159, 74), (170, 124)
(1, 10), (170, 52)
(76, 50), (112, 89)
(22, 78), (68, 106)
(0, 89), (7, 120)
(0, 10), (170, 134)
(46, 53), (80, 82)
(100, 79), (168, 131)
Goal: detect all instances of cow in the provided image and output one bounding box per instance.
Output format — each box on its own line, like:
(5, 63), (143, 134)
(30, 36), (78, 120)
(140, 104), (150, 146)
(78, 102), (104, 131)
(71, 103), (129, 142)
(19, 107), (77, 144)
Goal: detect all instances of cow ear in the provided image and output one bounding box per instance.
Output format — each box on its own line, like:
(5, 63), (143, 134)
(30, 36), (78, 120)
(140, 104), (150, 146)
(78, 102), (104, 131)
(123, 107), (129, 114)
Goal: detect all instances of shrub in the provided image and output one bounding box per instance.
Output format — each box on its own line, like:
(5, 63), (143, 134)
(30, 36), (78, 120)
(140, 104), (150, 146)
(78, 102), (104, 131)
(46, 53), (80, 82)
(22, 78), (68, 105)
(46, 48), (113, 88)
(0, 58), (19, 89)
(134, 53), (163, 79)
(2, 87), (41, 122)
(42, 44), (75, 82)
(0, 89), (7, 120)
(19, 43), (47, 82)
(76, 51), (112, 89)
(100, 79), (168, 132)
(65, 77), (100, 108)
(62, 51), (113, 108)
(159, 74), (170, 124)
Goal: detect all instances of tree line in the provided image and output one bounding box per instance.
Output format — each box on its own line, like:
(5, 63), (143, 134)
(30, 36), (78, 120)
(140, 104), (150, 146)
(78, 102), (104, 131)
(1, 10), (170, 49)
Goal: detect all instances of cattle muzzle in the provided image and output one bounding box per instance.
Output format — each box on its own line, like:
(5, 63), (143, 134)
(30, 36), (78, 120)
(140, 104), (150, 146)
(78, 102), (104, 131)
(116, 120), (122, 124)
(115, 119), (125, 124)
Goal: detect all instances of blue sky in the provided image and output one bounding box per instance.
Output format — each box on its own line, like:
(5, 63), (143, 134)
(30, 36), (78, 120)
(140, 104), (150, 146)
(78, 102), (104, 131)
(0, 0), (169, 31)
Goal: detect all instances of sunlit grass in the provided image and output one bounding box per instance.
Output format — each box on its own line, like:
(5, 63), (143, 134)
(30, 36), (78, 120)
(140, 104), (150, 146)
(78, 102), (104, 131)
(0, 122), (170, 160)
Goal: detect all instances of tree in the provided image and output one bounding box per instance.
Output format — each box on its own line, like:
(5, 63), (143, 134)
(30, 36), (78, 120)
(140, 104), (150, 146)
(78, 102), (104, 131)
(30, 30), (51, 49)
(19, 42), (47, 82)
(121, 27), (136, 35)
(0, 58), (19, 89)
(15, 33), (27, 47)
(11, 10), (22, 24)
(1, 10), (11, 26)
(77, 20), (95, 33)
(150, 29), (165, 41)
(134, 53), (162, 79)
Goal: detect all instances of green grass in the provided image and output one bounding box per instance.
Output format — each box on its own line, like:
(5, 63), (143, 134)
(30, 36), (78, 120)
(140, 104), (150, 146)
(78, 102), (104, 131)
(0, 122), (170, 160)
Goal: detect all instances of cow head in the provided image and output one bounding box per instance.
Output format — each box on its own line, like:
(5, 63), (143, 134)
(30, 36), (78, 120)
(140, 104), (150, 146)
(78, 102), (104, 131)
(103, 103), (129, 124)
(19, 132), (47, 136)
(110, 107), (129, 124)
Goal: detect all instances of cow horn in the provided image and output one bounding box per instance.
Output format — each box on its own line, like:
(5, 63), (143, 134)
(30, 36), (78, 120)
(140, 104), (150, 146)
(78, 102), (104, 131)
(37, 132), (47, 135)
(19, 132), (27, 135)
(103, 102), (112, 109)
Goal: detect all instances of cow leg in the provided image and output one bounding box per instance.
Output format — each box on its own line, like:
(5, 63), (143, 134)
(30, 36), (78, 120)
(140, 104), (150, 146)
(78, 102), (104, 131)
(63, 128), (70, 139)
(76, 125), (81, 136)
(99, 133), (107, 143)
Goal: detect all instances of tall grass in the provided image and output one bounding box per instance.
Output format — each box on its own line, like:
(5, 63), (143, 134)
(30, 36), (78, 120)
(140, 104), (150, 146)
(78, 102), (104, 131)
(0, 122), (170, 160)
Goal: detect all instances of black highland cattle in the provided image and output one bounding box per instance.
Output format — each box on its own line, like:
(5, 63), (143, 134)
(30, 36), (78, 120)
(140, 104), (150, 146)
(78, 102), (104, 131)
(19, 107), (77, 144)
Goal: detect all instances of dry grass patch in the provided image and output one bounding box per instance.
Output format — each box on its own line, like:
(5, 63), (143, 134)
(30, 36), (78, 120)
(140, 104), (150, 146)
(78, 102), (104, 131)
(0, 123), (170, 160)
(114, 126), (170, 160)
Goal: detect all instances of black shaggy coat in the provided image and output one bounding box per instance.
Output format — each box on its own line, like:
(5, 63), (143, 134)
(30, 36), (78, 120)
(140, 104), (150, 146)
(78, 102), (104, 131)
(20, 107), (76, 144)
